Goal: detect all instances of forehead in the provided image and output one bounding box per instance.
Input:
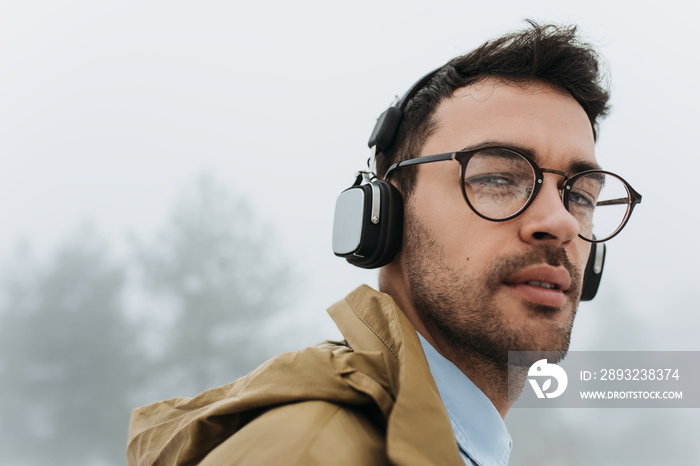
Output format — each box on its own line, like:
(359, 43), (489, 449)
(424, 79), (597, 170)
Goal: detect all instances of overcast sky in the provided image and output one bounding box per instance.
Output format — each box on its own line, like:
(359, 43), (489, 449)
(1, 0), (698, 349)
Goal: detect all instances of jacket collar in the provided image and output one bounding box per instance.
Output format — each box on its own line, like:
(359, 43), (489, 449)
(328, 285), (465, 465)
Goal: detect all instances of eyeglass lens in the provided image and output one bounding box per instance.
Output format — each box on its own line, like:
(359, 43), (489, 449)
(461, 148), (632, 241)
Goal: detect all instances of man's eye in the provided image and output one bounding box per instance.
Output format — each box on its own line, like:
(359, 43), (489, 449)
(569, 190), (596, 208)
(467, 173), (516, 186)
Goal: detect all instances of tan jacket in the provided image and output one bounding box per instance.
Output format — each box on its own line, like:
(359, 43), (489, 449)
(127, 285), (464, 465)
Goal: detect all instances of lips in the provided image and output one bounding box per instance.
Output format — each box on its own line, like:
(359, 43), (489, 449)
(503, 265), (572, 307)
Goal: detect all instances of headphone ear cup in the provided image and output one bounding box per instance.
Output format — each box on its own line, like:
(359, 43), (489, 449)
(580, 242), (606, 301)
(332, 180), (403, 269)
(362, 180), (403, 268)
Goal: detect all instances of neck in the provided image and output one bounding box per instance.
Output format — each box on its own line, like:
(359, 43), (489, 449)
(430, 339), (528, 418)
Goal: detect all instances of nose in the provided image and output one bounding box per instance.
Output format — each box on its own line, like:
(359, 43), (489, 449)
(519, 174), (580, 247)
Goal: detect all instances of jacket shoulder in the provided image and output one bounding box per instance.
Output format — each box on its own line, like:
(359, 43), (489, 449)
(199, 399), (388, 466)
(127, 340), (392, 465)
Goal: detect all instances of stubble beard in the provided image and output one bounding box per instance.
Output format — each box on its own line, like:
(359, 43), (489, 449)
(403, 206), (583, 367)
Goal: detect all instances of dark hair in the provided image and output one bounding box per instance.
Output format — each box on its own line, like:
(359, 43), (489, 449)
(378, 21), (610, 197)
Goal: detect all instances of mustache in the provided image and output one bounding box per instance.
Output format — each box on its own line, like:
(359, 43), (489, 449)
(485, 246), (582, 293)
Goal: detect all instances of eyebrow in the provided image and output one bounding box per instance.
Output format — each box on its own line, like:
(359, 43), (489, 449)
(459, 141), (602, 174)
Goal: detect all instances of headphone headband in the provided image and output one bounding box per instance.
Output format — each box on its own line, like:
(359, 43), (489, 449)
(367, 67), (442, 153)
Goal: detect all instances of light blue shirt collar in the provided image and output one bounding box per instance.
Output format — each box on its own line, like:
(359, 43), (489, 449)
(418, 333), (512, 466)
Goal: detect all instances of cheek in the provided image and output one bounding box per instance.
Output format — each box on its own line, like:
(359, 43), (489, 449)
(412, 192), (475, 258)
(573, 241), (592, 276)
(411, 171), (467, 238)
(581, 241), (592, 264)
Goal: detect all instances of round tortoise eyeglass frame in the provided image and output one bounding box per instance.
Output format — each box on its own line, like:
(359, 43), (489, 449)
(383, 145), (643, 243)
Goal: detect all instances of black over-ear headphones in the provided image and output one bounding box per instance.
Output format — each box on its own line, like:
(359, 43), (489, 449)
(332, 68), (606, 301)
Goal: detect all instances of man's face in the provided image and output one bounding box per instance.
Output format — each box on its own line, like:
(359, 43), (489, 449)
(401, 79), (596, 364)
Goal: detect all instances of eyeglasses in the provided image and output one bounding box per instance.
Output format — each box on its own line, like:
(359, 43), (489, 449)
(384, 146), (642, 243)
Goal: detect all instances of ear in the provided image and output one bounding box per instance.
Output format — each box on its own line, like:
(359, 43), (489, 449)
(332, 180), (404, 269)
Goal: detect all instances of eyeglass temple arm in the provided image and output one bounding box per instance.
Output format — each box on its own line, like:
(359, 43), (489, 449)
(384, 152), (456, 179)
(596, 190), (643, 207)
(596, 198), (629, 207)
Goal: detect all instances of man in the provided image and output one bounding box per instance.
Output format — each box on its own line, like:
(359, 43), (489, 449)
(127, 22), (641, 465)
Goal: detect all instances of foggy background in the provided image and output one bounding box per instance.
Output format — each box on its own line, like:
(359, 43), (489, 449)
(0, 1), (698, 464)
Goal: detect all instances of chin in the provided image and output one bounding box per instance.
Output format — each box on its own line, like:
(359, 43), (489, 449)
(502, 319), (574, 367)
